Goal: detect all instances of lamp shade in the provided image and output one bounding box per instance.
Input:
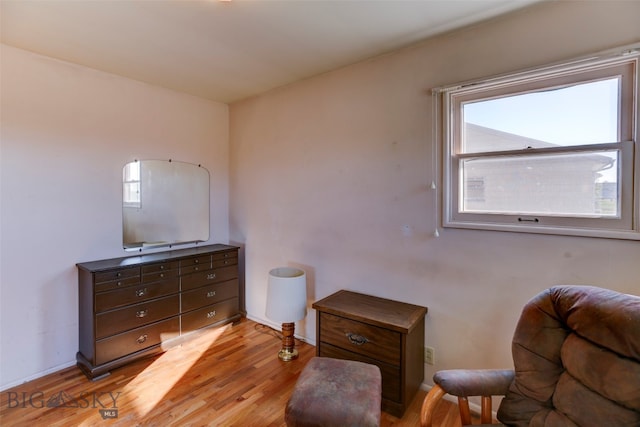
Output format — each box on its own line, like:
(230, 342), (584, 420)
(266, 267), (307, 323)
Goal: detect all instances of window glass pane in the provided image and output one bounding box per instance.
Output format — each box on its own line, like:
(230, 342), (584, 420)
(462, 78), (620, 153)
(123, 162), (141, 207)
(123, 161), (140, 182)
(460, 150), (619, 217)
(123, 182), (140, 206)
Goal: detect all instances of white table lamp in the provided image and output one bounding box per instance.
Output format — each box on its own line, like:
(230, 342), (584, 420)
(266, 267), (307, 361)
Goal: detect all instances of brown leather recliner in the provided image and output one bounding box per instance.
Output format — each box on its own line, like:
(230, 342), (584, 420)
(420, 285), (640, 426)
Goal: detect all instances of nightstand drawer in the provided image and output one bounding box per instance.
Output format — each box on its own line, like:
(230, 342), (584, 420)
(319, 312), (401, 366)
(95, 316), (180, 365)
(95, 294), (180, 339)
(181, 279), (239, 313)
(319, 342), (401, 402)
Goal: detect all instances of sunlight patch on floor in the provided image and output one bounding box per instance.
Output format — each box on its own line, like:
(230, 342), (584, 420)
(123, 325), (229, 418)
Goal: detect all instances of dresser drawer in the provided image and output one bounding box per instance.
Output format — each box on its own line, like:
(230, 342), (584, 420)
(213, 258), (237, 269)
(212, 255), (237, 268)
(95, 294), (180, 339)
(142, 268), (179, 284)
(95, 267), (140, 292)
(180, 255), (212, 275)
(181, 265), (238, 291)
(181, 298), (239, 333)
(95, 316), (180, 365)
(95, 278), (179, 312)
(213, 250), (237, 261)
(319, 342), (401, 402)
(181, 279), (239, 313)
(142, 261), (180, 275)
(319, 312), (401, 366)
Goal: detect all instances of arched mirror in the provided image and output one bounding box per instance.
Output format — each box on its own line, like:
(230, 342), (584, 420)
(122, 159), (210, 251)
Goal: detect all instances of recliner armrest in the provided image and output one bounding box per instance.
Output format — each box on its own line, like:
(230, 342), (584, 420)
(434, 369), (514, 397)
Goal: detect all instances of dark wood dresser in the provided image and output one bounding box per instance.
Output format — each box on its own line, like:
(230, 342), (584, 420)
(76, 244), (241, 380)
(312, 290), (427, 417)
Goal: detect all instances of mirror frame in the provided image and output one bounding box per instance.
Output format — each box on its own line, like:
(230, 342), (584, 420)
(122, 159), (210, 251)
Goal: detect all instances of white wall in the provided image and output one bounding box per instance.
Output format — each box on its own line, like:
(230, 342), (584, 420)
(2, 0), (639, 394)
(0, 45), (229, 389)
(229, 0), (640, 385)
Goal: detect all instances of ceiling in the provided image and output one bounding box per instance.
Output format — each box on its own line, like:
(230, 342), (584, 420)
(1, 0), (542, 104)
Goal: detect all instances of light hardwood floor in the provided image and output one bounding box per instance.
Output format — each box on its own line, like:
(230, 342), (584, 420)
(0, 318), (463, 426)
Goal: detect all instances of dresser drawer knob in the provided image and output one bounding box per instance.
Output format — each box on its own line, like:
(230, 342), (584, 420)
(159, 273), (164, 278)
(346, 332), (369, 346)
(206, 310), (217, 319)
(136, 309), (148, 318)
(135, 288), (147, 297)
(206, 290), (216, 298)
(136, 334), (148, 344)
(207, 273), (216, 280)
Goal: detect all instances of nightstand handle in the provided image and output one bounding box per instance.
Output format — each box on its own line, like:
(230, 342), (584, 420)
(346, 332), (368, 346)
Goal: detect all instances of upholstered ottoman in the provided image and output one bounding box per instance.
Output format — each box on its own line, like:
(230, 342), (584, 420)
(285, 357), (382, 427)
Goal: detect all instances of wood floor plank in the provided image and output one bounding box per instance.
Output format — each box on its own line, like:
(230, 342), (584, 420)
(0, 318), (463, 426)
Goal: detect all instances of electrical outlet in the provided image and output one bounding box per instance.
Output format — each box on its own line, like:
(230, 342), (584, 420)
(425, 346), (435, 365)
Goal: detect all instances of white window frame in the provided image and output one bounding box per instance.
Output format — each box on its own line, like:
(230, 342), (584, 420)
(123, 161), (141, 209)
(437, 45), (640, 240)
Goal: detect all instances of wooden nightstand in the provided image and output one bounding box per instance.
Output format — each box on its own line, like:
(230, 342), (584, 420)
(312, 290), (427, 417)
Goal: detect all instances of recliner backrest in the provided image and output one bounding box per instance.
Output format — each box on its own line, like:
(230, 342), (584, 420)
(497, 285), (640, 427)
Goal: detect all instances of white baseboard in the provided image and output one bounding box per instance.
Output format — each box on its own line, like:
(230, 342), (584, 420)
(1, 360), (77, 392)
(245, 314), (317, 347)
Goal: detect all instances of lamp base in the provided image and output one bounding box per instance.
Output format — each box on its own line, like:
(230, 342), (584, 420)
(278, 322), (298, 362)
(278, 347), (299, 361)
